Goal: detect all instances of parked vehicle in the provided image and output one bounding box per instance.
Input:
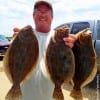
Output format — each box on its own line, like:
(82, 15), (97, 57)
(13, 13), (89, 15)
(0, 35), (11, 60)
(56, 20), (100, 73)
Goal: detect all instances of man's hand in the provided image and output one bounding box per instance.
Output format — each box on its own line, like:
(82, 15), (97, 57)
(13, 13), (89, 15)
(63, 34), (78, 48)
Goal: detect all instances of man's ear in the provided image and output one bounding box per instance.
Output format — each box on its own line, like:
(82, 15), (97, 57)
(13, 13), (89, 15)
(51, 15), (53, 21)
(33, 13), (35, 20)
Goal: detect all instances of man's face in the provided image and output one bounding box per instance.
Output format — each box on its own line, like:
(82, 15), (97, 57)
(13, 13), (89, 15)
(33, 5), (53, 33)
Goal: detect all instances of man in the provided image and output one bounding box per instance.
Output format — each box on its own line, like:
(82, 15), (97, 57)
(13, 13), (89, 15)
(32, 0), (77, 48)
(14, 0), (77, 100)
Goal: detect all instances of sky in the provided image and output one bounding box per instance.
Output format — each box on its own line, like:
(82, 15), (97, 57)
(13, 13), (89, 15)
(0, 0), (100, 36)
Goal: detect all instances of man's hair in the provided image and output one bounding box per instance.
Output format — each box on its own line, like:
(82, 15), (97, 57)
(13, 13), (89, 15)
(33, 0), (53, 15)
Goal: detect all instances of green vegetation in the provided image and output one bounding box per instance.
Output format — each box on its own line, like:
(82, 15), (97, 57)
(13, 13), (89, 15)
(6, 36), (13, 41)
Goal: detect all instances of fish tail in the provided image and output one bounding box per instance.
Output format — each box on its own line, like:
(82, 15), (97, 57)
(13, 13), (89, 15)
(53, 85), (64, 100)
(70, 89), (83, 100)
(5, 84), (22, 100)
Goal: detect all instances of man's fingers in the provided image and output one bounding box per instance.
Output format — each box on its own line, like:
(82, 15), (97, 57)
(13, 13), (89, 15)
(65, 42), (74, 48)
(63, 34), (77, 43)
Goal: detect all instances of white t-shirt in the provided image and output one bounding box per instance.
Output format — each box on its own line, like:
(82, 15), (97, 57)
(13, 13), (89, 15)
(21, 30), (55, 100)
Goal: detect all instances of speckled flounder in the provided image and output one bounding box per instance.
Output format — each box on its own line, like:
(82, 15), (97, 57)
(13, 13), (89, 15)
(70, 29), (97, 100)
(3, 25), (39, 100)
(45, 26), (75, 100)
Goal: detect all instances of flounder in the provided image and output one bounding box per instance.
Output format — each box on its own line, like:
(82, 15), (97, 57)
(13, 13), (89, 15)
(70, 29), (97, 100)
(3, 25), (39, 100)
(45, 26), (75, 100)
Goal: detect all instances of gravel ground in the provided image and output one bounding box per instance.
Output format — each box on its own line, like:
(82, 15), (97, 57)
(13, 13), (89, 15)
(0, 61), (99, 100)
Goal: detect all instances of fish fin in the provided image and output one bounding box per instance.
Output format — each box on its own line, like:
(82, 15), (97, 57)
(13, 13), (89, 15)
(70, 89), (83, 100)
(5, 84), (22, 100)
(53, 85), (64, 100)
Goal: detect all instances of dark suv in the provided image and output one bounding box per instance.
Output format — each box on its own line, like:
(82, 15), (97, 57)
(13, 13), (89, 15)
(56, 20), (100, 73)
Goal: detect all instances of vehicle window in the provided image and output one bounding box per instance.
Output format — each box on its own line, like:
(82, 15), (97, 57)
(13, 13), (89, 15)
(97, 20), (100, 39)
(71, 22), (90, 34)
(0, 35), (9, 42)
